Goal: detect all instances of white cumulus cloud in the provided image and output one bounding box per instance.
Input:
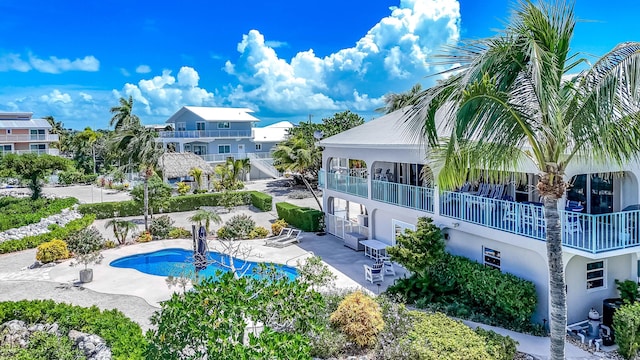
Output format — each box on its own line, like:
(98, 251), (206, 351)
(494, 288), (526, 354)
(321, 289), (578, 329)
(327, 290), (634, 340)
(39, 89), (72, 104)
(222, 0), (460, 115)
(136, 64), (152, 74)
(0, 52), (99, 73)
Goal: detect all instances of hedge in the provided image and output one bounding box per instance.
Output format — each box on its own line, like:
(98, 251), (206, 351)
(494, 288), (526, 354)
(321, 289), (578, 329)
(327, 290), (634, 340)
(0, 300), (146, 360)
(250, 191), (273, 212)
(275, 202), (323, 232)
(613, 302), (640, 359)
(0, 214), (95, 254)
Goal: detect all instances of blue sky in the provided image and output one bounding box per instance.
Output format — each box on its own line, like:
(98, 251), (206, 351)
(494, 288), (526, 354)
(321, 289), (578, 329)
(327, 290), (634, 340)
(0, 0), (637, 129)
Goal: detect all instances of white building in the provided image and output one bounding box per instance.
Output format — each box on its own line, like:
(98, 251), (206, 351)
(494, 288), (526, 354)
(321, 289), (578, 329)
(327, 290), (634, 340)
(318, 108), (638, 325)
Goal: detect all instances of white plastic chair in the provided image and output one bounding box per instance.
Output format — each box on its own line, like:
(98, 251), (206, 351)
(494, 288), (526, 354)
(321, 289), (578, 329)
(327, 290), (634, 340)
(378, 256), (396, 276)
(364, 264), (384, 283)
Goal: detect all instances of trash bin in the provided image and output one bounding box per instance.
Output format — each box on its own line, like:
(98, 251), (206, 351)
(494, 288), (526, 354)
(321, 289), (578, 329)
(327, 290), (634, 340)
(603, 298), (623, 346)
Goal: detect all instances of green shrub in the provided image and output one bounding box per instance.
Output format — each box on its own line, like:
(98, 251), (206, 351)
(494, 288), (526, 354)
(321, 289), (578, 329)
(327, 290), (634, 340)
(176, 181), (190, 195)
(330, 291), (384, 348)
(248, 226), (270, 239)
(218, 214), (256, 240)
(168, 227), (191, 239)
(0, 214), (95, 254)
(0, 300), (146, 360)
(150, 215), (174, 240)
(474, 327), (518, 360)
(0, 197), (78, 232)
(309, 327), (347, 359)
(0, 330), (83, 359)
(65, 226), (103, 255)
(275, 202), (323, 232)
(250, 191), (272, 211)
(613, 302), (640, 359)
(374, 295), (415, 359)
(406, 312), (492, 359)
(617, 279), (640, 304)
(36, 239), (69, 263)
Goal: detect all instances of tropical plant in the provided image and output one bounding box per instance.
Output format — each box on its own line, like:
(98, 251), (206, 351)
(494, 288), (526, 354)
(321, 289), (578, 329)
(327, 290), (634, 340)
(272, 137), (323, 210)
(176, 181), (190, 195)
(150, 215), (175, 240)
(613, 302), (640, 360)
(217, 214), (256, 240)
(386, 217), (446, 276)
(188, 167), (204, 191)
(0, 153), (70, 199)
(214, 158), (248, 190)
(104, 219), (137, 245)
(66, 227), (104, 270)
(330, 291), (384, 348)
(376, 83), (423, 114)
(130, 173), (171, 231)
(110, 96), (140, 130)
(296, 255), (336, 290)
(35, 239), (69, 263)
(617, 279), (640, 304)
(405, 1), (640, 358)
(188, 209), (222, 234)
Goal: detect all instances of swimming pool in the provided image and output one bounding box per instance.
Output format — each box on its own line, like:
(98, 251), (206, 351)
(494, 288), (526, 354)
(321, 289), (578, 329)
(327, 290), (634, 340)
(110, 248), (298, 280)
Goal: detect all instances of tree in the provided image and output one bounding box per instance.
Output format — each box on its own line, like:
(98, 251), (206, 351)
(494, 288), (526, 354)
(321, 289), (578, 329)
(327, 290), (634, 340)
(406, 2), (640, 358)
(188, 209), (222, 234)
(188, 167), (204, 191)
(71, 127), (101, 174)
(273, 137), (323, 210)
(104, 219), (137, 245)
(376, 83), (423, 114)
(0, 153), (70, 199)
(131, 174), (172, 231)
(213, 158), (248, 190)
(109, 96), (140, 130)
(386, 217), (445, 277)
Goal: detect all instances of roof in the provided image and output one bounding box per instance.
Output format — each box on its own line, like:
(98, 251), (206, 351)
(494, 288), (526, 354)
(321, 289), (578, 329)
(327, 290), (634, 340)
(166, 106), (260, 123)
(318, 108), (429, 150)
(0, 118), (52, 129)
(158, 152), (215, 179)
(252, 121), (294, 142)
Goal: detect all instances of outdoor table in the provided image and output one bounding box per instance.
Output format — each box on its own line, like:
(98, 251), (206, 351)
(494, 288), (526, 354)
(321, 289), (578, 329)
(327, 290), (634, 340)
(359, 239), (389, 260)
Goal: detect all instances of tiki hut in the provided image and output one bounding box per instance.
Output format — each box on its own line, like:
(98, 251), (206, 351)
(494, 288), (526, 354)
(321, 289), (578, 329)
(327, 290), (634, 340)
(158, 152), (215, 188)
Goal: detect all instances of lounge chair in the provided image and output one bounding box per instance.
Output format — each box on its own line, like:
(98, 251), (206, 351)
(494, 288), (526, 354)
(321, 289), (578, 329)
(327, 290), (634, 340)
(364, 263), (384, 283)
(271, 229), (303, 248)
(264, 228), (292, 246)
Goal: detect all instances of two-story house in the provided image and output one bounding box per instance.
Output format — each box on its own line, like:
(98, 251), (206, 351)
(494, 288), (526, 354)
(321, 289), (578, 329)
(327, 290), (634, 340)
(158, 106), (290, 180)
(0, 112), (59, 155)
(318, 108), (640, 325)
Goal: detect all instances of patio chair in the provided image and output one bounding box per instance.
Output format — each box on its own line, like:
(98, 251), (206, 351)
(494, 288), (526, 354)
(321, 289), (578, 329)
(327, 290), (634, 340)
(364, 263), (384, 283)
(264, 228), (293, 246)
(272, 229), (303, 248)
(378, 256), (396, 276)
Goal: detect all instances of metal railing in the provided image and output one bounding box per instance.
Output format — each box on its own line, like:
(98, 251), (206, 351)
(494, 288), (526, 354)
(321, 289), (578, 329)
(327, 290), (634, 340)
(1, 149), (60, 156)
(199, 153), (248, 163)
(247, 152), (281, 178)
(372, 180), (434, 213)
(326, 172), (367, 198)
(159, 130), (252, 138)
(0, 134), (59, 142)
(325, 213), (369, 239)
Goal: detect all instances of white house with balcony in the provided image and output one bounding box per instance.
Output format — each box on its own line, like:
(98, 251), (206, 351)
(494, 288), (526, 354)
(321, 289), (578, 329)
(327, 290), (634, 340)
(157, 106), (291, 179)
(318, 108), (640, 325)
(0, 112), (59, 155)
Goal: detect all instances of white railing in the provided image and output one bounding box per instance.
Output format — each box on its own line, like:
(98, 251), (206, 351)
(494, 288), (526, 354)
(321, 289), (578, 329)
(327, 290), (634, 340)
(159, 130), (252, 138)
(326, 172), (368, 198)
(0, 134), (59, 142)
(325, 213), (369, 239)
(1, 149), (60, 156)
(199, 153), (248, 163)
(371, 180), (434, 213)
(247, 152), (281, 178)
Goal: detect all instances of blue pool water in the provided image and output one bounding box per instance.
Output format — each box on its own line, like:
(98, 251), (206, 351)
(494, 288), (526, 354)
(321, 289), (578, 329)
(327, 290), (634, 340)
(110, 248), (298, 280)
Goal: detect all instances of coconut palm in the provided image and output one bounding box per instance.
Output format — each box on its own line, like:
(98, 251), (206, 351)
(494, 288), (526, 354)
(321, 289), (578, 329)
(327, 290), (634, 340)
(104, 219), (137, 245)
(188, 167), (204, 191)
(375, 83), (423, 114)
(110, 96), (141, 130)
(272, 137), (323, 211)
(188, 209), (222, 234)
(407, 2), (640, 359)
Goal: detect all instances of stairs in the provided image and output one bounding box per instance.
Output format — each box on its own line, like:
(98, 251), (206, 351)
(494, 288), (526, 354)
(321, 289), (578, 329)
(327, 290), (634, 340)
(247, 153), (281, 179)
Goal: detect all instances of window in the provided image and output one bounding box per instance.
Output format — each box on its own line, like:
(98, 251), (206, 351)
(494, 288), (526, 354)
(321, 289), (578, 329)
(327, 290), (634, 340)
(6, 129), (11, 134)
(483, 247), (501, 270)
(192, 145), (207, 156)
(218, 145), (231, 154)
(30, 129), (45, 140)
(255, 143), (262, 151)
(587, 261), (606, 290)
(392, 219), (415, 246)
(176, 122), (186, 131)
(0, 145), (11, 153)
(30, 144), (46, 154)
(196, 122), (206, 131)
(218, 122), (230, 129)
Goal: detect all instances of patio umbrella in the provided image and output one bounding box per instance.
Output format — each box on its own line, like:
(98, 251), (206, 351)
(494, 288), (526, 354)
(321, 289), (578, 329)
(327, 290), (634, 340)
(194, 226), (208, 272)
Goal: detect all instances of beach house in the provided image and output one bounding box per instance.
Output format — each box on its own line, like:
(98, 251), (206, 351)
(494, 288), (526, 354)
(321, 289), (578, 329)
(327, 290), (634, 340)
(0, 112), (59, 155)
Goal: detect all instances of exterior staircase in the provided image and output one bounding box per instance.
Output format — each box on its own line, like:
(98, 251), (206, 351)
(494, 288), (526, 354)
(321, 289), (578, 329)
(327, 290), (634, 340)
(247, 153), (281, 179)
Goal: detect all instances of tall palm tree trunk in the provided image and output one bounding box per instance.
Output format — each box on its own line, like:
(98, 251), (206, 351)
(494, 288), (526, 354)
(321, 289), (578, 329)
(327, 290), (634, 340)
(300, 175), (322, 211)
(144, 178), (149, 231)
(543, 196), (566, 360)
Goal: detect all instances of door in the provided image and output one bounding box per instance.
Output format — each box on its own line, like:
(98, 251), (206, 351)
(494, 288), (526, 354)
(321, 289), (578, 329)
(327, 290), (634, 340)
(238, 144), (245, 157)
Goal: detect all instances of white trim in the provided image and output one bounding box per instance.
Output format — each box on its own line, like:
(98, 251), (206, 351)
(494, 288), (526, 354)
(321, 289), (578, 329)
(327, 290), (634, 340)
(196, 121), (206, 131)
(391, 219), (415, 246)
(586, 259), (607, 291)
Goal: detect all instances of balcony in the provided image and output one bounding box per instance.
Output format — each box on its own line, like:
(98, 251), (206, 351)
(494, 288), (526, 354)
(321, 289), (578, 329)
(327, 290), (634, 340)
(318, 169), (325, 189)
(0, 134), (59, 142)
(198, 153), (249, 163)
(159, 130), (252, 139)
(1, 149), (60, 156)
(326, 171), (367, 198)
(440, 191), (640, 254)
(372, 180), (434, 213)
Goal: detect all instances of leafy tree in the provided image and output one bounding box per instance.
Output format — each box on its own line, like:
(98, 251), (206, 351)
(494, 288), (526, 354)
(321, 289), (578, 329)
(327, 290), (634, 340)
(296, 255), (336, 291)
(70, 127), (102, 174)
(386, 217), (445, 277)
(110, 96), (140, 130)
(104, 219), (137, 245)
(188, 167), (204, 191)
(376, 83), (423, 114)
(406, 1), (640, 358)
(146, 270), (325, 359)
(131, 174), (172, 230)
(273, 137), (323, 210)
(188, 209), (222, 234)
(0, 153), (70, 199)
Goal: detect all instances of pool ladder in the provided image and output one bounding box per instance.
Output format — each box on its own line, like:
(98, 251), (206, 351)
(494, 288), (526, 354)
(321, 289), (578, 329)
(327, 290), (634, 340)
(286, 251), (314, 266)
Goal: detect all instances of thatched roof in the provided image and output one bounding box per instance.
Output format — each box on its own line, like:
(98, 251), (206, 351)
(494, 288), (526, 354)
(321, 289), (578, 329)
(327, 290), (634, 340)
(159, 152), (215, 179)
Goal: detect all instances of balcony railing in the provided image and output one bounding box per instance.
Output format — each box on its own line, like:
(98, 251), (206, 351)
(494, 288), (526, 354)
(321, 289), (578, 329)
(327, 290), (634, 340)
(1, 149), (60, 156)
(325, 213), (369, 239)
(440, 190), (640, 254)
(159, 130), (252, 139)
(326, 172), (367, 198)
(372, 180), (434, 213)
(0, 134), (59, 142)
(198, 153), (248, 162)
(318, 169), (325, 189)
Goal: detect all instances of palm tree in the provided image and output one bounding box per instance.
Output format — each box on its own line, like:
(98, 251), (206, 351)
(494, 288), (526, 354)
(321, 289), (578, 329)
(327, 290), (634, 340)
(188, 167), (204, 191)
(234, 158), (251, 182)
(272, 137), (323, 211)
(407, 2), (640, 359)
(110, 96), (141, 130)
(376, 83), (423, 114)
(188, 209), (222, 234)
(104, 219), (137, 245)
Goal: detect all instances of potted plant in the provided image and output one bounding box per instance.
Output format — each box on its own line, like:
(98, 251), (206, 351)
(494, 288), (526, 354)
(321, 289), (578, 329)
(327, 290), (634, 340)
(66, 227), (104, 283)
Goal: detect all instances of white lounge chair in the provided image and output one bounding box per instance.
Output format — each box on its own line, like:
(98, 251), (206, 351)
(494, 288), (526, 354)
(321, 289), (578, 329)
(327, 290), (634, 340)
(264, 228), (292, 246)
(364, 263), (384, 283)
(271, 229), (303, 248)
